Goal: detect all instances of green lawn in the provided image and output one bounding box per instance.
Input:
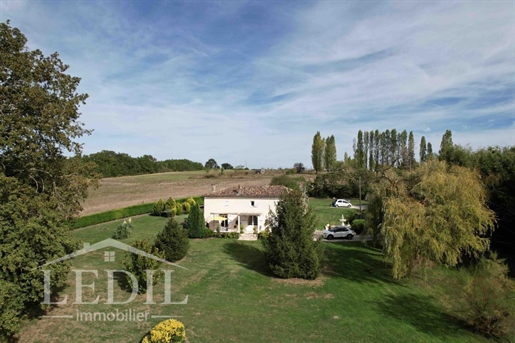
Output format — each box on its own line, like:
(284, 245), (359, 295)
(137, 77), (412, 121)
(20, 214), (488, 343)
(309, 197), (360, 227)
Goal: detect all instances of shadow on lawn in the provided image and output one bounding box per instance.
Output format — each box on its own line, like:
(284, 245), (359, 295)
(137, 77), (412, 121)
(223, 241), (273, 276)
(374, 293), (470, 339)
(322, 243), (398, 284)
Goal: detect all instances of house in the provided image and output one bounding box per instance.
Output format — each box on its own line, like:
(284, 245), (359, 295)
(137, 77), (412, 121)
(203, 185), (288, 233)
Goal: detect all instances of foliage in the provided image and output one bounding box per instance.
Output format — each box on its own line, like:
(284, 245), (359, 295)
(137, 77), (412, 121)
(182, 202), (191, 214)
(155, 218), (189, 262)
(0, 280), (24, 341)
(142, 319), (186, 343)
(257, 231), (269, 240)
(122, 240), (164, 294)
(82, 151), (203, 177)
(165, 197), (177, 217)
(152, 199), (166, 216)
(419, 136), (427, 162)
(324, 135), (337, 172)
(311, 131), (325, 173)
(71, 197), (203, 229)
(212, 232), (240, 239)
(262, 189), (325, 279)
(351, 219), (365, 235)
(293, 162), (305, 173)
(221, 163), (233, 170)
(185, 197), (197, 208)
(187, 202), (205, 238)
(175, 202), (182, 216)
(112, 218), (133, 239)
(204, 158), (219, 169)
(270, 175), (305, 191)
(444, 255), (515, 338)
(379, 160), (495, 279)
(0, 21), (97, 339)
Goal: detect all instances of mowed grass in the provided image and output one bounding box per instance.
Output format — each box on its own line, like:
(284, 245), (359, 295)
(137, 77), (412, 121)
(309, 198), (359, 227)
(20, 213), (488, 343)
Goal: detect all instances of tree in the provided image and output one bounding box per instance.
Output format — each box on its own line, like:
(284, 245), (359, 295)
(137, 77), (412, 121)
(311, 132), (325, 173)
(187, 202), (205, 238)
(355, 130), (365, 169)
(0, 21), (97, 339)
(419, 136), (427, 162)
(427, 142), (434, 159)
(293, 162), (305, 174)
(363, 131), (370, 169)
(407, 131), (415, 170)
(155, 218), (189, 262)
(204, 158), (219, 169)
(439, 129), (454, 161)
(221, 163), (233, 170)
(324, 135), (337, 172)
(262, 189), (324, 279)
(376, 160), (495, 279)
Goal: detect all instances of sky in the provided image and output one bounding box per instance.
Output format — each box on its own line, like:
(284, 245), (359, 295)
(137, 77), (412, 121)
(1, 0), (514, 168)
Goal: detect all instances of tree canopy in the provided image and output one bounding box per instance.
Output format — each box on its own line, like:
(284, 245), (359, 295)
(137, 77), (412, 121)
(0, 21), (97, 339)
(311, 132), (324, 173)
(371, 160), (495, 279)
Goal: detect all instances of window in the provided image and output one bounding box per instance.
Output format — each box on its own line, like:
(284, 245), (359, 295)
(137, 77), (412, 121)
(250, 201), (256, 207)
(104, 251), (115, 262)
(220, 214), (228, 228)
(248, 215), (258, 226)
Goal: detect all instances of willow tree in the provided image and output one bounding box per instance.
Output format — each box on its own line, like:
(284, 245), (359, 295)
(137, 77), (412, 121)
(378, 160), (495, 279)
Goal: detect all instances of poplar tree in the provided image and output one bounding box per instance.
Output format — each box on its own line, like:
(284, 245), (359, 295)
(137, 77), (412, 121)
(324, 135), (337, 172)
(420, 136), (427, 162)
(311, 132), (325, 173)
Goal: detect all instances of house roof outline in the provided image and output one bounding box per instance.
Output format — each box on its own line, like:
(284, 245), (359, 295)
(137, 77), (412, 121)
(205, 185), (288, 198)
(39, 238), (187, 270)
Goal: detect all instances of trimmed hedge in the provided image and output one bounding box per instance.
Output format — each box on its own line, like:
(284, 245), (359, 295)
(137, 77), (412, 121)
(72, 196), (204, 229)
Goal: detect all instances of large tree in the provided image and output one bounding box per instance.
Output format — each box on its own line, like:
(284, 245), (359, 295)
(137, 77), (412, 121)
(0, 21), (97, 339)
(311, 131), (325, 173)
(324, 135), (337, 172)
(262, 189), (324, 279)
(373, 160), (495, 279)
(419, 136), (427, 162)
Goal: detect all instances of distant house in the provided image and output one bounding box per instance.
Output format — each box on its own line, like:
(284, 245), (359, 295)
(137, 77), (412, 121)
(203, 185), (288, 233)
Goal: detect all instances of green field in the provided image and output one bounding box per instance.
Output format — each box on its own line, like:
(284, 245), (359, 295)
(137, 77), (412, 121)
(19, 209), (489, 343)
(309, 198), (362, 227)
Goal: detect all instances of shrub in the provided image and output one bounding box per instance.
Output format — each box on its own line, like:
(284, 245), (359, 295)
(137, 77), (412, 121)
(113, 218), (133, 239)
(187, 203), (204, 238)
(458, 255), (515, 338)
(175, 202), (182, 215)
(270, 175), (305, 191)
(186, 197), (196, 207)
(142, 318), (186, 343)
(122, 240), (164, 294)
(182, 202), (191, 214)
(155, 218), (189, 262)
(152, 199), (166, 216)
(351, 219), (365, 235)
(164, 197), (177, 217)
(257, 231), (268, 240)
(227, 232), (240, 239)
(201, 228), (214, 238)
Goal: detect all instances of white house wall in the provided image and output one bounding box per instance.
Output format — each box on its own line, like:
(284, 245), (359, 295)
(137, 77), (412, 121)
(204, 197), (279, 232)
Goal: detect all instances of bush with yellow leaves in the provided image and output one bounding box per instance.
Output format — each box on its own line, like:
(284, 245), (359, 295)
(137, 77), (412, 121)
(142, 319), (186, 343)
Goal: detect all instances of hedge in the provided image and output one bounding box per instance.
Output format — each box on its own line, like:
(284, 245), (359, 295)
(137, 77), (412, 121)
(71, 196), (204, 229)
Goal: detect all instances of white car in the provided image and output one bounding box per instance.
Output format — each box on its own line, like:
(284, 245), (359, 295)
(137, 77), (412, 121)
(332, 199), (352, 208)
(322, 226), (355, 240)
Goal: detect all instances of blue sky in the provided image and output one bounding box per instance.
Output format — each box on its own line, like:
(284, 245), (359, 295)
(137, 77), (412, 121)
(1, 0), (514, 168)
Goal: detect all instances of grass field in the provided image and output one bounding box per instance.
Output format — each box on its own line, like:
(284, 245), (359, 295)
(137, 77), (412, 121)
(309, 198), (363, 227)
(20, 211), (489, 343)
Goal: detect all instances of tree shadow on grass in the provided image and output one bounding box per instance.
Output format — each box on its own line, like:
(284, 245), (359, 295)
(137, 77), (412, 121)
(374, 293), (471, 339)
(322, 242), (398, 284)
(222, 241), (273, 277)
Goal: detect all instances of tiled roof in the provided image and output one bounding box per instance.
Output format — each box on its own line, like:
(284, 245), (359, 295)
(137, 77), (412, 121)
(205, 185), (288, 198)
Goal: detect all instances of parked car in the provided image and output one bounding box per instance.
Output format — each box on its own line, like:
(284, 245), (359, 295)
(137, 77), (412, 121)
(322, 226), (355, 240)
(331, 199), (352, 208)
